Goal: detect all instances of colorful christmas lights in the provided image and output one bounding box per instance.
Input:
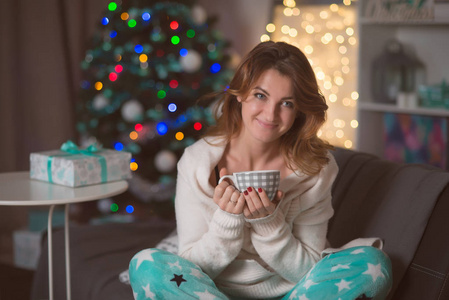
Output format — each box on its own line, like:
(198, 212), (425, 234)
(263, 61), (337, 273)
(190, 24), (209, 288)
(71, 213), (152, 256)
(78, 2), (232, 213)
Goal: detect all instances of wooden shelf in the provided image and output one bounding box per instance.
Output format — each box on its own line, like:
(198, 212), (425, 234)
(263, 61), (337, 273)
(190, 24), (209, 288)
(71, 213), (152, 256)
(355, 0), (449, 162)
(360, 18), (449, 26)
(358, 102), (449, 117)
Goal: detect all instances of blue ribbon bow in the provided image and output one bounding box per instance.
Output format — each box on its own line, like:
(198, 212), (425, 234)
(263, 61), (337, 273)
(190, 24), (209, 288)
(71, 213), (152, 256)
(47, 140), (108, 184)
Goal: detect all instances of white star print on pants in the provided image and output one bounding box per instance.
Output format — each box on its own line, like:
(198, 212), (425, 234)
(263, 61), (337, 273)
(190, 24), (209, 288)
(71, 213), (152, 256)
(282, 246), (392, 300)
(128, 246), (392, 300)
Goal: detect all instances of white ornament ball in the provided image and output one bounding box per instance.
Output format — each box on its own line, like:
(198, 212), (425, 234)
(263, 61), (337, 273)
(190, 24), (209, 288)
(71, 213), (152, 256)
(154, 150), (177, 173)
(92, 94), (110, 110)
(180, 50), (202, 73)
(97, 198), (113, 214)
(191, 5), (207, 25)
(121, 99), (144, 122)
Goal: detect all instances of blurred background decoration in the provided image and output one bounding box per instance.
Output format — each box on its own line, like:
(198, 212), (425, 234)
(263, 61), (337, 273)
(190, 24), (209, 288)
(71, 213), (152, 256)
(76, 0), (233, 218)
(263, 0), (359, 150)
(371, 39), (425, 105)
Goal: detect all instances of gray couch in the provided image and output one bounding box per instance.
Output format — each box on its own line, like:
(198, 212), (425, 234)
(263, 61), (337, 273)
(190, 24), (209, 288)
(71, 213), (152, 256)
(31, 147), (449, 299)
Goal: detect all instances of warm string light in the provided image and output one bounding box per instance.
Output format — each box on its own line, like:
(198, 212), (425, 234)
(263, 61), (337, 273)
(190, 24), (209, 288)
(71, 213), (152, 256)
(264, 1), (358, 149)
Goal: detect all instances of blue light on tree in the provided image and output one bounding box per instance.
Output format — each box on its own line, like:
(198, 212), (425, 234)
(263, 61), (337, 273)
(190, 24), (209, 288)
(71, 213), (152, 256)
(156, 122), (168, 135)
(142, 12), (151, 21)
(134, 44), (144, 53)
(180, 48), (188, 57)
(114, 142), (124, 151)
(168, 103), (177, 112)
(126, 205), (134, 213)
(210, 63), (221, 73)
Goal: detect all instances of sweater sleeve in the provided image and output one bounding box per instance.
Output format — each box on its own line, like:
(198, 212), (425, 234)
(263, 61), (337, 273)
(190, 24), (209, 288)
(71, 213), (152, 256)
(175, 148), (246, 279)
(247, 154), (338, 283)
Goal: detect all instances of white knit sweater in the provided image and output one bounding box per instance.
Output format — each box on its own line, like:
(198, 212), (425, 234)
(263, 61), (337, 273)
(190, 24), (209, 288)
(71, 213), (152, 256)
(175, 137), (339, 298)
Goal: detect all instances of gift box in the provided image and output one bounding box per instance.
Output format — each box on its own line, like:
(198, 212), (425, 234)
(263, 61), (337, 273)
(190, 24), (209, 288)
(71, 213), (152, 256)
(13, 230), (43, 270)
(30, 141), (132, 187)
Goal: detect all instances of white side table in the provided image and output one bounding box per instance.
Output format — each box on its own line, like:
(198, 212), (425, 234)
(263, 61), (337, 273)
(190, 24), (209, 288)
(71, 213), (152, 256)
(0, 171), (128, 300)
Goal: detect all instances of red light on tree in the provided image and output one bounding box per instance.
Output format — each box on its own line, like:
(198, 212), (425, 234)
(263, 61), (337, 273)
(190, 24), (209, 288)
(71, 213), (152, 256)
(194, 122), (202, 131)
(170, 21), (179, 30)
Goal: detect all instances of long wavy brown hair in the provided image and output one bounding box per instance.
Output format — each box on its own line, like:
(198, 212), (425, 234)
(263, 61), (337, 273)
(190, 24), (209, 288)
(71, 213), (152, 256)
(203, 41), (333, 175)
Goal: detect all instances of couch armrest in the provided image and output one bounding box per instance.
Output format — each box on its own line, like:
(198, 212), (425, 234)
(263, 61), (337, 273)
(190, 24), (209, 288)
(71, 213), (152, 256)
(329, 147), (449, 298)
(393, 185), (449, 299)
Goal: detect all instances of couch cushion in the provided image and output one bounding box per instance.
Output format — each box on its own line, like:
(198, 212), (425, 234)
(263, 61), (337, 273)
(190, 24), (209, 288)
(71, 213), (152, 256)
(329, 148), (449, 297)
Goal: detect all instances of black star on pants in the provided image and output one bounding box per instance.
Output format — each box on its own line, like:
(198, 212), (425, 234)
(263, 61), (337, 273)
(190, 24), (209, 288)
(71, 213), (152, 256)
(170, 274), (187, 287)
(356, 295), (373, 300)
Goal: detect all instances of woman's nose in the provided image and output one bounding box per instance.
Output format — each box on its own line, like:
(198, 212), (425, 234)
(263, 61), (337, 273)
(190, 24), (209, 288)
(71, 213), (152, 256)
(264, 103), (278, 121)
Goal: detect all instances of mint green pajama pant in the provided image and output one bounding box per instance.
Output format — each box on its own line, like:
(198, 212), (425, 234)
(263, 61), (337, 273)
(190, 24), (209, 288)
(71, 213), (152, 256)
(129, 246), (392, 300)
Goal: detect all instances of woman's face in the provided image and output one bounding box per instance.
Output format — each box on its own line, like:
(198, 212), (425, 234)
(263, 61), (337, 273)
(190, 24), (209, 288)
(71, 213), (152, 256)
(237, 68), (297, 145)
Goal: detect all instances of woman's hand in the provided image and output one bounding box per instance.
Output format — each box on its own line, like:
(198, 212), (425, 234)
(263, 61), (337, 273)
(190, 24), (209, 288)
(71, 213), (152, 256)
(213, 168), (245, 215)
(243, 187), (283, 219)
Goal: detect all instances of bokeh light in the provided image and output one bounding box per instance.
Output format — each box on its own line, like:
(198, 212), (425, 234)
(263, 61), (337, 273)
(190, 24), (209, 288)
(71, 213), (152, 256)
(194, 122), (202, 131)
(179, 48), (188, 57)
(186, 29), (195, 38)
(108, 2), (117, 11)
(156, 122), (168, 135)
(175, 132), (184, 141)
(168, 103), (177, 112)
(129, 131), (138, 140)
(114, 142), (124, 151)
(109, 72), (118, 81)
(157, 90), (166, 99)
(134, 44), (143, 53)
(130, 162), (138, 171)
(126, 205), (134, 213)
(210, 63), (221, 73)
(95, 82), (103, 90)
(170, 21), (179, 30)
(142, 12), (151, 21)
(135, 123), (143, 131)
(171, 36), (180, 45)
(110, 203), (119, 212)
(169, 80), (178, 88)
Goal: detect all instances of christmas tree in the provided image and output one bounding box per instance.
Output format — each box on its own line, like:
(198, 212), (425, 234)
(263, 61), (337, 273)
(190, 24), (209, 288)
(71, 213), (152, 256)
(76, 0), (233, 218)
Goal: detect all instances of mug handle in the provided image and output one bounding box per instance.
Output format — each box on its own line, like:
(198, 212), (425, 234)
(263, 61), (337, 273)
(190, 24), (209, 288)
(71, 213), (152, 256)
(218, 175), (238, 188)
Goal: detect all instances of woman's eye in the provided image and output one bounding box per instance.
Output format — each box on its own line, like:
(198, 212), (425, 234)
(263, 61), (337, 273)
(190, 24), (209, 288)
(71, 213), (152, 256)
(255, 93), (266, 100)
(282, 101), (295, 109)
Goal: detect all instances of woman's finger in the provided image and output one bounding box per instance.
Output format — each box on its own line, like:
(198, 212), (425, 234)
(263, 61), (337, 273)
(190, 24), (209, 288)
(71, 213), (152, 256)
(243, 187), (257, 215)
(257, 188), (272, 206)
(220, 185), (237, 205)
(228, 193), (245, 214)
(248, 187), (268, 214)
(213, 180), (230, 204)
(234, 193), (245, 212)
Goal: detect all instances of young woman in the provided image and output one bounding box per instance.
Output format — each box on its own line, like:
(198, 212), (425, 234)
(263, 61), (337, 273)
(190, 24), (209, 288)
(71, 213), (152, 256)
(129, 41), (392, 300)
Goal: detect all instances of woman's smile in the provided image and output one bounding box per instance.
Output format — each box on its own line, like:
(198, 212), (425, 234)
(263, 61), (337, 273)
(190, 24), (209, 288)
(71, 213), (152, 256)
(256, 118), (278, 130)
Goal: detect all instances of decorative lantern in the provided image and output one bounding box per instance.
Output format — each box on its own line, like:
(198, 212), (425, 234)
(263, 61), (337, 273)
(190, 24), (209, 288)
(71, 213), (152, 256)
(371, 39), (425, 104)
